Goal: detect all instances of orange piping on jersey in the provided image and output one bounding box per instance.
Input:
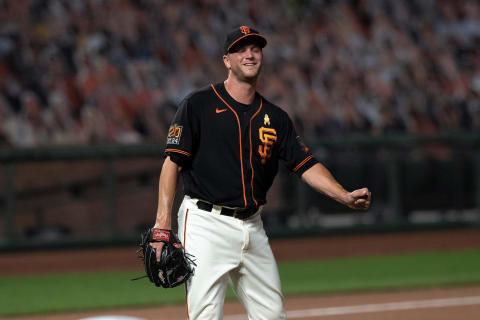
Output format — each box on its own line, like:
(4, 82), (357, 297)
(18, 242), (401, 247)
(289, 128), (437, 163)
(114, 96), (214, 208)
(165, 148), (191, 158)
(183, 208), (190, 319)
(293, 155), (313, 173)
(210, 84), (247, 208)
(249, 99), (263, 207)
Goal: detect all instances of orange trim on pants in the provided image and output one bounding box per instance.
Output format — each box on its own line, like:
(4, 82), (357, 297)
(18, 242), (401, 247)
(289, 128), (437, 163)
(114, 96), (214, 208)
(183, 209), (190, 319)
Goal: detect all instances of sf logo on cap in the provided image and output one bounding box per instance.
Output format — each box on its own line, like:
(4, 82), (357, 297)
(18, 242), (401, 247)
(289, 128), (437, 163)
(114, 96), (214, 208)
(240, 26), (250, 35)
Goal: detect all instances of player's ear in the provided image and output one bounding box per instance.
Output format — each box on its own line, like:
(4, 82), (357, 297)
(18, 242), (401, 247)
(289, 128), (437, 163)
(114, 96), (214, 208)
(223, 54), (231, 70)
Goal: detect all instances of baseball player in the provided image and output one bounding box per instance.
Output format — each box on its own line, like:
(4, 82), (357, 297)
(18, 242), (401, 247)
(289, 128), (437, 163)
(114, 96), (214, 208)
(151, 26), (371, 319)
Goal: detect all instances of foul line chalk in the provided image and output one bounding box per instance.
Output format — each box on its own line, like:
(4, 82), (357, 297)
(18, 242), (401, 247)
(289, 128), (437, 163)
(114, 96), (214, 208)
(224, 295), (480, 319)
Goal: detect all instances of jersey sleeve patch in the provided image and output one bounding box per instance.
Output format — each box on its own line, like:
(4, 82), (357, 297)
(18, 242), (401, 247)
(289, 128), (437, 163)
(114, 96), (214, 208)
(166, 124), (183, 145)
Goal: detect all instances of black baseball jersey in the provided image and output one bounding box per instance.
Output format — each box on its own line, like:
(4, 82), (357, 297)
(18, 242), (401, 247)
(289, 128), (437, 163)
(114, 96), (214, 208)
(165, 82), (318, 209)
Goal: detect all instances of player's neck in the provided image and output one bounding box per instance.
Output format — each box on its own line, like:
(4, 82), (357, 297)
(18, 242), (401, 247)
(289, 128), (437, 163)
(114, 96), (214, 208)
(224, 77), (256, 105)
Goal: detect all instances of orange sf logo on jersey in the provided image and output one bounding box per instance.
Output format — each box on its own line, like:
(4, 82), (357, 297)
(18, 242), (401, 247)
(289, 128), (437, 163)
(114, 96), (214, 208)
(258, 127), (277, 164)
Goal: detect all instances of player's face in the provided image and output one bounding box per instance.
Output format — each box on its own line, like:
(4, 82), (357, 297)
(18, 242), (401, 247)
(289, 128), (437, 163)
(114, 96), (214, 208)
(224, 43), (263, 82)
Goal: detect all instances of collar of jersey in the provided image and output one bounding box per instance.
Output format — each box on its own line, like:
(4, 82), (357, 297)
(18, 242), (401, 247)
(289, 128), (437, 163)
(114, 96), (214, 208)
(216, 82), (260, 112)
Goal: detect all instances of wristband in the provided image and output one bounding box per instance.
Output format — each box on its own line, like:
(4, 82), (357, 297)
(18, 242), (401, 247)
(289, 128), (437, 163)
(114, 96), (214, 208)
(152, 228), (171, 242)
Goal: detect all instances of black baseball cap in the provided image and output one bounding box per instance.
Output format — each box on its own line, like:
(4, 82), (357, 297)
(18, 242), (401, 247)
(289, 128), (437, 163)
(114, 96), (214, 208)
(224, 26), (267, 54)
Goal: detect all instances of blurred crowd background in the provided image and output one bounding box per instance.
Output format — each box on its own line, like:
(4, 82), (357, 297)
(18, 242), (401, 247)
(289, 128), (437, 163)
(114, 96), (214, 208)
(1, 0), (480, 149)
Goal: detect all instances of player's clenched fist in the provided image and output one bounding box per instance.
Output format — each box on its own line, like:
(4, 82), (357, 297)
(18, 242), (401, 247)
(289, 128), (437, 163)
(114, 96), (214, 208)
(346, 188), (371, 210)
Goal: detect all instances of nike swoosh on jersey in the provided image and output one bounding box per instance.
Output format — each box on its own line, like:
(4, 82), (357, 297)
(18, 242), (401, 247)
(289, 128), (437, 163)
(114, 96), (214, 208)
(216, 108), (228, 113)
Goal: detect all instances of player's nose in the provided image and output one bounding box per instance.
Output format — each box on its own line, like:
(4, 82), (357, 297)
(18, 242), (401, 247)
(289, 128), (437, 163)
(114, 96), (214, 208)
(244, 48), (255, 59)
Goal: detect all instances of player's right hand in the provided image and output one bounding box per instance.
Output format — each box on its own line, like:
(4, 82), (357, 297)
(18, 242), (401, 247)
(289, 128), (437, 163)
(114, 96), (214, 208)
(150, 242), (165, 262)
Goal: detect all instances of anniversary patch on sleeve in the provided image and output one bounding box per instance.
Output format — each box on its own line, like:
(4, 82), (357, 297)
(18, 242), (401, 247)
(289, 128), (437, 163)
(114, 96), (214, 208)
(167, 124), (183, 145)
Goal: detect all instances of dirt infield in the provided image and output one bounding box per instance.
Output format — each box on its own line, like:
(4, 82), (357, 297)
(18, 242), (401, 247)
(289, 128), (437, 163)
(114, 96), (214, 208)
(2, 228), (480, 319)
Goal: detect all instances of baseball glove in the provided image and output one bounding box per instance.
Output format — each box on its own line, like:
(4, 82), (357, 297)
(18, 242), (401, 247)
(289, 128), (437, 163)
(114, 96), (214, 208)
(134, 228), (195, 288)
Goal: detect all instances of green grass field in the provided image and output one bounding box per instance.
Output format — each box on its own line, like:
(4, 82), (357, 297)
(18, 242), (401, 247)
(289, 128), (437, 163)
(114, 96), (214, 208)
(1, 249), (479, 317)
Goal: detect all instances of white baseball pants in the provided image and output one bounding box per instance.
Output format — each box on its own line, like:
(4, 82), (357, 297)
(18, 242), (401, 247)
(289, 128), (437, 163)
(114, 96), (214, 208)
(177, 196), (287, 320)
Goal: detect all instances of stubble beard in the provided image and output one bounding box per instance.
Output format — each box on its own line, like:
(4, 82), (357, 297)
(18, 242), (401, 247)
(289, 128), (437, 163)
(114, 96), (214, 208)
(231, 63), (262, 85)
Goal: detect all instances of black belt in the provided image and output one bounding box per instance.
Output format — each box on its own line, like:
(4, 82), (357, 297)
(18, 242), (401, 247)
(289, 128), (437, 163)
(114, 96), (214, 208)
(196, 200), (258, 220)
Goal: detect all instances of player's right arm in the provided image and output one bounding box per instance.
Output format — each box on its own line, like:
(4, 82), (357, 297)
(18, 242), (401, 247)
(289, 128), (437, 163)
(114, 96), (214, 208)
(151, 156), (182, 261)
(152, 95), (196, 261)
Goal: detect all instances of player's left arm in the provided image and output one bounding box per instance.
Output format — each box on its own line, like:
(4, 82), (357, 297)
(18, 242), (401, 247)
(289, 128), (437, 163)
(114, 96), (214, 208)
(301, 163), (371, 211)
(275, 109), (371, 210)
